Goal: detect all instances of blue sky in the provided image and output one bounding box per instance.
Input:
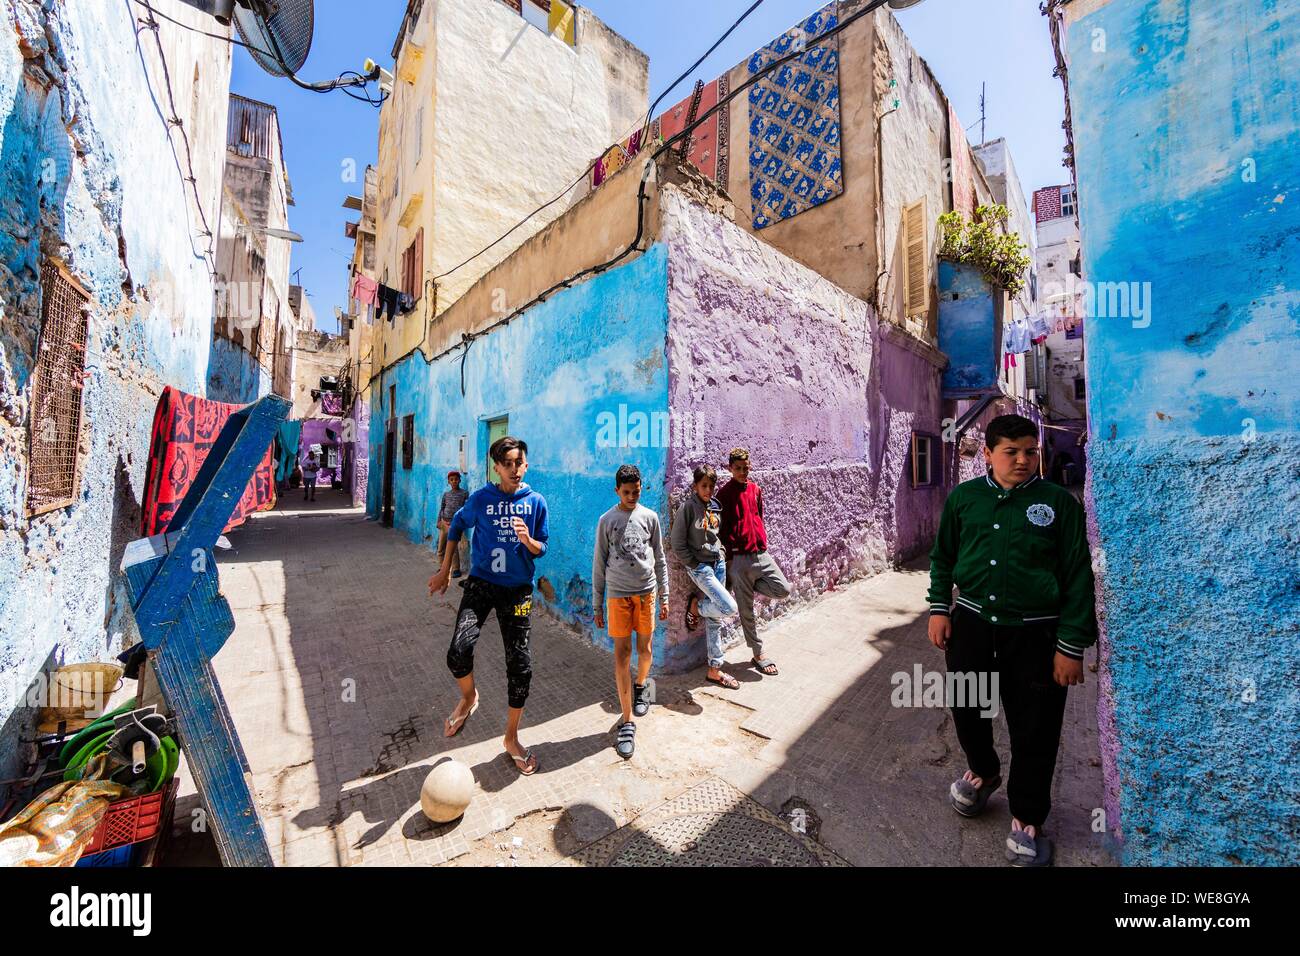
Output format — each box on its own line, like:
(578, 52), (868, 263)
(231, 0), (1066, 334)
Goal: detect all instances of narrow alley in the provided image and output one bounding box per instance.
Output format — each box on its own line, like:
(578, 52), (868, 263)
(169, 494), (1110, 867)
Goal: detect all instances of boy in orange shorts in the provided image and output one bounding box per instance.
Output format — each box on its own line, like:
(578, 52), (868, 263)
(593, 465), (668, 759)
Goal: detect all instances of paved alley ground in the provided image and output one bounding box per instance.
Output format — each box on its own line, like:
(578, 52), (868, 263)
(171, 492), (1114, 867)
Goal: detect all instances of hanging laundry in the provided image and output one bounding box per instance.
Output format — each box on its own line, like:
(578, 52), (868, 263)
(141, 386), (276, 536)
(1004, 316), (1032, 354)
(375, 284), (401, 322)
(398, 292), (416, 314)
(1029, 312), (1052, 342)
(350, 273), (378, 307)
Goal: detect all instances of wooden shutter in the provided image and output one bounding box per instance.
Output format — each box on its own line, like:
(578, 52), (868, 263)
(903, 199), (929, 318)
(414, 227), (424, 302)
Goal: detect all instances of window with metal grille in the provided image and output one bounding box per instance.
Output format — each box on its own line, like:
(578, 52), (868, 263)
(27, 260), (90, 516)
(402, 414), (415, 470)
(1074, 377), (1086, 401)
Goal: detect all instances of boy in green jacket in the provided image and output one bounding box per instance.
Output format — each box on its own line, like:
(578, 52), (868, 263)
(927, 414), (1096, 867)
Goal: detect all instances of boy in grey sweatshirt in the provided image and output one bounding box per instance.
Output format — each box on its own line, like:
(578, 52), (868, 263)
(593, 464), (668, 759)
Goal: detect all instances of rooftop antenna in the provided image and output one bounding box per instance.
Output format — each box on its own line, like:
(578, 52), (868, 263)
(979, 81), (987, 146)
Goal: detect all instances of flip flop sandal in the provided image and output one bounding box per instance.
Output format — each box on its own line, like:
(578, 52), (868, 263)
(950, 773), (1002, 818)
(615, 721), (636, 759)
(707, 672), (740, 689)
(508, 749), (539, 776)
(1006, 828), (1054, 867)
(751, 658), (778, 676)
(684, 598), (702, 631)
(444, 695), (479, 738)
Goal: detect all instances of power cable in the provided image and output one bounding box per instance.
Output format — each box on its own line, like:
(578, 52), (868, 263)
(432, 0), (768, 286)
(639, 0), (766, 144)
(132, 0), (387, 107)
(374, 0), (896, 391)
(132, 1), (218, 277)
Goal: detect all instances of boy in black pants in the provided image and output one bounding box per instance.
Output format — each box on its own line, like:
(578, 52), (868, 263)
(927, 415), (1096, 866)
(429, 436), (549, 776)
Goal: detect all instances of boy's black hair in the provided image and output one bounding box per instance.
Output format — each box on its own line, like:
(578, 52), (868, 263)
(615, 464), (642, 488)
(693, 465), (718, 485)
(490, 435), (528, 464)
(985, 415), (1039, 449)
(728, 447), (750, 464)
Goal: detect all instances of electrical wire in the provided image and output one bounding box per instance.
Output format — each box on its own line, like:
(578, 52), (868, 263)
(371, 0), (899, 395)
(432, 0), (768, 287)
(132, 0), (387, 107)
(638, 0), (766, 144)
(132, 2), (218, 277)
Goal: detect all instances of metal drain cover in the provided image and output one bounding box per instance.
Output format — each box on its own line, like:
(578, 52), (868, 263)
(560, 778), (848, 867)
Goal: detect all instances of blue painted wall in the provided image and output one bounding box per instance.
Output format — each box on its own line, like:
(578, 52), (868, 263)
(207, 334), (271, 405)
(938, 261), (1000, 397)
(1067, 0), (1299, 864)
(369, 246), (672, 659)
(1, 2), (231, 782)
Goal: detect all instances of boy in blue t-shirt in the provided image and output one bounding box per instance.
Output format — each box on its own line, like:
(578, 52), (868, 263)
(428, 435), (549, 776)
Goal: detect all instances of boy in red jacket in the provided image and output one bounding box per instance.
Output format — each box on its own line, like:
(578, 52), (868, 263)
(716, 448), (791, 676)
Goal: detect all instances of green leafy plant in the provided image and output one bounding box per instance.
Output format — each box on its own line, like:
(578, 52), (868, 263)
(937, 204), (1032, 297)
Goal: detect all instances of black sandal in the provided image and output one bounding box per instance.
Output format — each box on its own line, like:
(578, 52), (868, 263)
(615, 721), (636, 759)
(684, 594), (702, 631)
(752, 658), (778, 676)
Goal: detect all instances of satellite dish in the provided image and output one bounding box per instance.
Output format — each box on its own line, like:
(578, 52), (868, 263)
(233, 0), (315, 78)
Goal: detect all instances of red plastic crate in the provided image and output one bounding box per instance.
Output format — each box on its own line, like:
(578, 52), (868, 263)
(78, 779), (178, 867)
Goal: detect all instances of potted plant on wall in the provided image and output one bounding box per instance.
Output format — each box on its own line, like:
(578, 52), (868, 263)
(935, 205), (1032, 397)
(937, 204), (1032, 296)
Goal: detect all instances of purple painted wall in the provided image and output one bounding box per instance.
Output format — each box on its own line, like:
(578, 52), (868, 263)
(349, 400), (370, 507)
(299, 418), (343, 485)
(658, 186), (944, 670)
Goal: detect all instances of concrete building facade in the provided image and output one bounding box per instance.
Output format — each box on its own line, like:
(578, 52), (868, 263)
(372, 0), (650, 375)
(1047, 0), (1299, 864)
(210, 93), (295, 405)
(0, 0), (233, 779)
(343, 165), (379, 507)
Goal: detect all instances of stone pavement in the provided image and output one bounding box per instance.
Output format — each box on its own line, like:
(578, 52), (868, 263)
(170, 491), (1113, 867)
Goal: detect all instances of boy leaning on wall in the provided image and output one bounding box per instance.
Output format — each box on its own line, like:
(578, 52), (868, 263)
(927, 414), (1097, 867)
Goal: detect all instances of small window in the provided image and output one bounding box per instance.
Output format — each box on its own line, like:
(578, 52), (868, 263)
(1060, 185), (1076, 218)
(911, 432), (940, 488)
(1074, 377), (1086, 401)
(27, 260), (90, 516)
(401, 414), (415, 469)
(903, 199), (930, 319)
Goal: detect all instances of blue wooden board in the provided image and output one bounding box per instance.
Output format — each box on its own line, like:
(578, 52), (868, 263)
(122, 394), (289, 867)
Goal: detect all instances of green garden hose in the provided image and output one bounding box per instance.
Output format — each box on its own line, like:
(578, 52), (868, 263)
(57, 699), (138, 767)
